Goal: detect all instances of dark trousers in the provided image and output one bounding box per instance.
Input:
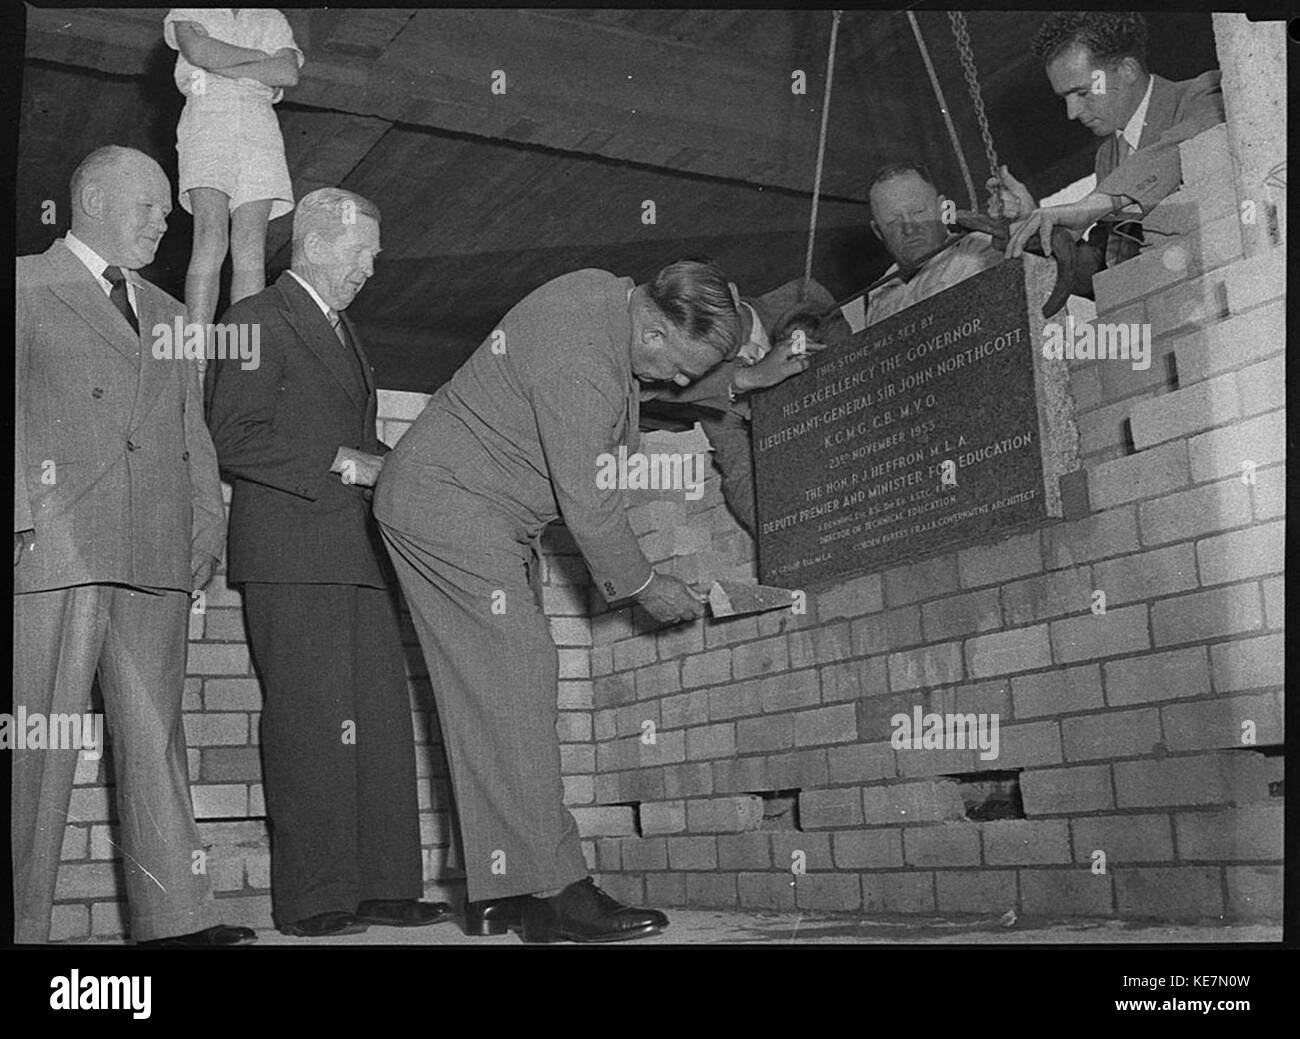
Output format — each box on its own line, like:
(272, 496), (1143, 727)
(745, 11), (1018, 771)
(700, 411), (758, 537)
(241, 581), (423, 924)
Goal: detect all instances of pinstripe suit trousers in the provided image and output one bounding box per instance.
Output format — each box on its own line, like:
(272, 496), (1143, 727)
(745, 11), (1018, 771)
(376, 494), (588, 903)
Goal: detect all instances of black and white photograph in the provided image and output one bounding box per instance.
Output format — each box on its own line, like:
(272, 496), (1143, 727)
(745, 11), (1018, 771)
(4, 1), (1292, 1019)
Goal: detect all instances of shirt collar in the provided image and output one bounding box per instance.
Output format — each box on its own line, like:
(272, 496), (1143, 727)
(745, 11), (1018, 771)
(63, 232), (115, 282)
(287, 268), (335, 318)
(1119, 75), (1155, 152)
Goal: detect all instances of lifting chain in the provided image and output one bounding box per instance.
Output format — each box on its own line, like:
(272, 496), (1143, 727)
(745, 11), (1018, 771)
(947, 11), (1002, 219)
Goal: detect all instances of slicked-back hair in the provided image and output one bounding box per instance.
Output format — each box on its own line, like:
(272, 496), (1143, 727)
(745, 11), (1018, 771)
(867, 161), (939, 199)
(1032, 12), (1148, 70)
(292, 187), (381, 260)
(646, 259), (742, 360)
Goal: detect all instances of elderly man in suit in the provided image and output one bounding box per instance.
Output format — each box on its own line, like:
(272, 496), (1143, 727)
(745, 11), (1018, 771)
(641, 275), (836, 536)
(996, 11), (1224, 278)
(13, 145), (252, 946)
(206, 187), (449, 938)
(374, 260), (741, 942)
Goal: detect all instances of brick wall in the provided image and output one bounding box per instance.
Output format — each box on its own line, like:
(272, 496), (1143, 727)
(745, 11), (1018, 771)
(581, 123), (1284, 924)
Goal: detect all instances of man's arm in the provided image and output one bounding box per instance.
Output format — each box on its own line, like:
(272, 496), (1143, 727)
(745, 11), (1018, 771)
(14, 280), (34, 564)
(211, 50), (302, 88)
(532, 362), (654, 603)
(182, 356), (225, 589)
(1095, 71), (1226, 214)
(171, 20), (271, 69)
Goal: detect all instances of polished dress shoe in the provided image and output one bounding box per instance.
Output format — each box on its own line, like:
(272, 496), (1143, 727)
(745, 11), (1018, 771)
(463, 896), (527, 936)
(520, 878), (668, 943)
(356, 898), (453, 927)
(139, 924), (256, 948)
(278, 911), (368, 937)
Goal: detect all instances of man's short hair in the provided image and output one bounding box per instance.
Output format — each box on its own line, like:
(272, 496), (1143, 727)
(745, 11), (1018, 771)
(1032, 12), (1148, 70)
(867, 161), (939, 200)
(69, 145), (141, 204)
(292, 187), (381, 256)
(647, 258), (742, 360)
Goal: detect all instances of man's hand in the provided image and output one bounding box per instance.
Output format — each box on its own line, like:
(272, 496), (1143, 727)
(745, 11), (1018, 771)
(986, 165), (1037, 222)
(635, 572), (707, 624)
(191, 553), (219, 591)
(733, 337), (828, 393)
(1005, 192), (1126, 259)
(331, 447), (384, 487)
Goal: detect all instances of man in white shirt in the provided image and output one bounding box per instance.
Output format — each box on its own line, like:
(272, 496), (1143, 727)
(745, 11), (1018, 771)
(836, 162), (1002, 334)
(994, 12), (1224, 272)
(14, 145), (247, 945)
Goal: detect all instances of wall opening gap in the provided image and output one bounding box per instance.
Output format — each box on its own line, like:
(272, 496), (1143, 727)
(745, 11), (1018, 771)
(942, 769), (1024, 821)
(758, 788), (801, 831)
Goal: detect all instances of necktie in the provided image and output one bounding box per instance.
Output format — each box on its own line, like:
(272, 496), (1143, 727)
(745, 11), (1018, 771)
(103, 265), (139, 335)
(329, 310), (367, 387)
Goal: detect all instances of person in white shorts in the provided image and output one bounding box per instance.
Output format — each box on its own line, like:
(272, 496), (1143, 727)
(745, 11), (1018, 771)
(164, 9), (304, 349)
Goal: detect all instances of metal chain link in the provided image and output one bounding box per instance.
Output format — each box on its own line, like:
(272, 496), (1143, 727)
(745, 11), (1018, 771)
(948, 11), (1002, 219)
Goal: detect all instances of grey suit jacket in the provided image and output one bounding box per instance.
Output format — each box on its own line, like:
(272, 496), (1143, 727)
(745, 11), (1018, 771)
(14, 239), (224, 594)
(1095, 70), (1225, 214)
(375, 268), (652, 603)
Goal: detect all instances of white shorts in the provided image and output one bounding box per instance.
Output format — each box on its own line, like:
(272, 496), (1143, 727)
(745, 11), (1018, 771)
(176, 92), (294, 219)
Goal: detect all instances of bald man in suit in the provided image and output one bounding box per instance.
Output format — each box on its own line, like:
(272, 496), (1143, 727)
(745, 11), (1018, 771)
(13, 145), (251, 946)
(374, 261), (741, 942)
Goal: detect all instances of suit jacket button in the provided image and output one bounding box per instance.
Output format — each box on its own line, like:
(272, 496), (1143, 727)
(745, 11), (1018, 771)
(91, 387), (104, 399)
(126, 440), (137, 451)
(182, 450), (190, 461)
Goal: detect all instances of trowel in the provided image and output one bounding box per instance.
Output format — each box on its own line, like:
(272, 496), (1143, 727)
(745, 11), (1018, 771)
(707, 580), (799, 619)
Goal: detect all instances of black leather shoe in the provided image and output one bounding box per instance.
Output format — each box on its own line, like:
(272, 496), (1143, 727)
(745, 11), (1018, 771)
(520, 878), (668, 943)
(278, 911), (368, 937)
(355, 898), (453, 927)
(463, 896), (528, 936)
(139, 924), (256, 947)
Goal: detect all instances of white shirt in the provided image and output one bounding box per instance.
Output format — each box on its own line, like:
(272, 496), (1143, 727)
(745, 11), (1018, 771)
(163, 7), (303, 103)
(287, 268), (334, 320)
(736, 300), (771, 364)
(839, 232), (1001, 332)
(63, 232), (140, 316)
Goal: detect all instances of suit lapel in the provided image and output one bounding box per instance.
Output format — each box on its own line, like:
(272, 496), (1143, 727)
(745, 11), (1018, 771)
(276, 272), (367, 410)
(338, 310), (375, 398)
(43, 241), (141, 364)
(1136, 74), (1176, 151)
(126, 277), (180, 430)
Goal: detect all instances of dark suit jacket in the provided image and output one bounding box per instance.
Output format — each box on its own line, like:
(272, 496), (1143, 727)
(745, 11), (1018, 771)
(1095, 70), (1225, 214)
(206, 271), (391, 587)
(375, 268), (651, 603)
(14, 239), (224, 593)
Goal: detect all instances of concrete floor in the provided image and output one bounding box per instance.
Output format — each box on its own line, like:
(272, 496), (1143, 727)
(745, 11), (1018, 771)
(232, 910), (1279, 946)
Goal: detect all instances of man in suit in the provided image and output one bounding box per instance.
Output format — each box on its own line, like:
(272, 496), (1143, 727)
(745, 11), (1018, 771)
(641, 275), (836, 536)
(996, 11), (1224, 280)
(373, 261), (741, 942)
(13, 145), (253, 946)
(206, 187), (450, 938)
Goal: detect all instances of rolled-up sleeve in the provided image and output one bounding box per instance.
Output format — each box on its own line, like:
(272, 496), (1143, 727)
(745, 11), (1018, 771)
(532, 361), (653, 603)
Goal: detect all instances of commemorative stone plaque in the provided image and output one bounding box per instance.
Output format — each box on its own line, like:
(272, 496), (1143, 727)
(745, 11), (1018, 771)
(752, 256), (1077, 587)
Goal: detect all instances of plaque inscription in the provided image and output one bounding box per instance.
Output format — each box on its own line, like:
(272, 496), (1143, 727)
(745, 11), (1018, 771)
(752, 261), (1053, 587)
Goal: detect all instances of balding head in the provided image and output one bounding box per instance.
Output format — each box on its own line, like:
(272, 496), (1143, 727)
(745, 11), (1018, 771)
(68, 146), (172, 270)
